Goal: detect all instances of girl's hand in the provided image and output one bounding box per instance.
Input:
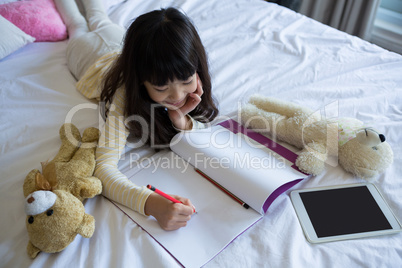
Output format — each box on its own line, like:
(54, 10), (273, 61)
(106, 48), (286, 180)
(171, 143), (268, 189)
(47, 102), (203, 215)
(168, 74), (203, 130)
(144, 192), (195, 231)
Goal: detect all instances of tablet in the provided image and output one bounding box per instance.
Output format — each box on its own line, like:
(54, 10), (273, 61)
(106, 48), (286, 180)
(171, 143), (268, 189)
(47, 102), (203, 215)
(291, 183), (402, 243)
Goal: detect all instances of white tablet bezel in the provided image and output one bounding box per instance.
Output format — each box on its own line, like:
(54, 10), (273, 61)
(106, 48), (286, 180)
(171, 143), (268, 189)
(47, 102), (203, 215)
(291, 183), (402, 243)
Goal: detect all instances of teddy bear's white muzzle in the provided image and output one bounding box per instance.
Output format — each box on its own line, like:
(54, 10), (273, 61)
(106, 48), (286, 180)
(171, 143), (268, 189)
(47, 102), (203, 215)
(356, 128), (386, 147)
(25, 191), (57, 216)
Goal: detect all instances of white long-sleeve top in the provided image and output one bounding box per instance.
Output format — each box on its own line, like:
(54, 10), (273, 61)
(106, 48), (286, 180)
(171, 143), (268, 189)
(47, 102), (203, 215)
(76, 51), (205, 215)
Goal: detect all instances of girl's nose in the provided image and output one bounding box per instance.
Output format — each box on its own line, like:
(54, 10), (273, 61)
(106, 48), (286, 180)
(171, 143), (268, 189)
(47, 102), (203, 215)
(170, 86), (185, 101)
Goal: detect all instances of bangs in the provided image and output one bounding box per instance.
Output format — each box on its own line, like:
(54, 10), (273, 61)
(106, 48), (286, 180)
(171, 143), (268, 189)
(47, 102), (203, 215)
(138, 20), (198, 86)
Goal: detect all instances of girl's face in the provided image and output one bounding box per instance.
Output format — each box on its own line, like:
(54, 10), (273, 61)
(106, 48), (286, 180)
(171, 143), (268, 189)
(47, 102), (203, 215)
(144, 73), (197, 110)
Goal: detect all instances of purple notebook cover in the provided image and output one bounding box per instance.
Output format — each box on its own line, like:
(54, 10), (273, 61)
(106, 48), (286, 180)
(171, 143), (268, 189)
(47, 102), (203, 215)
(218, 119), (306, 213)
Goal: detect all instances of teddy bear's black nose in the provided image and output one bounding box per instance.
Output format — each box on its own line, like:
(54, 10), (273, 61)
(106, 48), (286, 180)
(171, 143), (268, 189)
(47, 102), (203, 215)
(28, 216), (34, 224)
(379, 134), (385, 143)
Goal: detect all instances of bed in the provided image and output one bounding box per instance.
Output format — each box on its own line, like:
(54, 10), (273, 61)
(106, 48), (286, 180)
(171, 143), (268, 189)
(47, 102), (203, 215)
(1, 0), (401, 267)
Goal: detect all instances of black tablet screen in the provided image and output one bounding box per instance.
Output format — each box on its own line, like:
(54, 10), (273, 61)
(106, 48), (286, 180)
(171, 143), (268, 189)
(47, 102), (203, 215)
(299, 186), (392, 238)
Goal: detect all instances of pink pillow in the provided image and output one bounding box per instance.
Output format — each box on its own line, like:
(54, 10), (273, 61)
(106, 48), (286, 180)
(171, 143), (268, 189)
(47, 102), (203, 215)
(0, 0), (67, 42)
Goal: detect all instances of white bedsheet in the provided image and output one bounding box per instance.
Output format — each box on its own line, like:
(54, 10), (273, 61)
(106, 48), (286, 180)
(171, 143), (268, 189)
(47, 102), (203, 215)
(1, 0), (401, 267)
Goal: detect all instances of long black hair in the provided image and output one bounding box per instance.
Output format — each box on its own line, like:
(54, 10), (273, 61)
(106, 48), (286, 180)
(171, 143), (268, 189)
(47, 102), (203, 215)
(101, 7), (218, 148)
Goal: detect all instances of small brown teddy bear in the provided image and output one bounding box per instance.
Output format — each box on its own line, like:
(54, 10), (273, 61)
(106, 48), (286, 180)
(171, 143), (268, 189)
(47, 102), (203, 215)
(23, 123), (102, 258)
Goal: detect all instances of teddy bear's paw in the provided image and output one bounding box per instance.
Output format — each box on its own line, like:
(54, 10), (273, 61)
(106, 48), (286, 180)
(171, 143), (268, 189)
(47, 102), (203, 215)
(76, 214), (95, 238)
(79, 176), (102, 198)
(351, 167), (378, 181)
(27, 241), (41, 259)
(296, 143), (328, 175)
(248, 94), (316, 120)
(248, 95), (291, 115)
(60, 123), (81, 145)
(82, 127), (100, 143)
(240, 103), (285, 132)
(296, 153), (325, 175)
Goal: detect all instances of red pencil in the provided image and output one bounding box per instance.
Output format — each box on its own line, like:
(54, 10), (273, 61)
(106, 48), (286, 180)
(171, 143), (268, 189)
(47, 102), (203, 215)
(147, 184), (196, 213)
(147, 184), (182, 203)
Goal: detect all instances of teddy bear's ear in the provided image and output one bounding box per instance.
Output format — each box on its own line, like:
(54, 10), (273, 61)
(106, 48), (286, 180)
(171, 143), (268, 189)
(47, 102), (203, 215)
(76, 214), (95, 238)
(23, 170), (40, 197)
(27, 240), (41, 259)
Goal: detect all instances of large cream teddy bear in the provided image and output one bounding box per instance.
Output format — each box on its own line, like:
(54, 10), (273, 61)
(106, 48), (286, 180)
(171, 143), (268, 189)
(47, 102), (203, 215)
(23, 123), (102, 258)
(240, 95), (393, 180)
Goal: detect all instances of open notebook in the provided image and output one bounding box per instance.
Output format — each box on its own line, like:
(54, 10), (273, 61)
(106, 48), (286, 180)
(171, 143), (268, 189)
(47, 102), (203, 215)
(113, 119), (308, 267)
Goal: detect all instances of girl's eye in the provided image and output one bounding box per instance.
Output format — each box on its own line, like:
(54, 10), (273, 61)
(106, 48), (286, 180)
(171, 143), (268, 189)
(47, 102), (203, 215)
(184, 79), (193, 85)
(154, 87), (167, 92)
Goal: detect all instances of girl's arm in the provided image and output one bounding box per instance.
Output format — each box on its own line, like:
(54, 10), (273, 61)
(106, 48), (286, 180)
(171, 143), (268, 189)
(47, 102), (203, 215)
(95, 88), (195, 229)
(95, 87), (153, 215)
(76, 52), (152, 214)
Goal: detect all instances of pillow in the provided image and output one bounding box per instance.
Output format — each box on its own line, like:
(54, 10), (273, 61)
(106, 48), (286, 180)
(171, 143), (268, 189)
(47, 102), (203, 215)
(0, 15), (35, 60)
(0, 0), (67, 42)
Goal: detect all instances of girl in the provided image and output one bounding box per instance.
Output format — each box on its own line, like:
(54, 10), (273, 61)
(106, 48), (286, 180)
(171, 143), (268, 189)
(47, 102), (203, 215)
(55, 0), (218, 231)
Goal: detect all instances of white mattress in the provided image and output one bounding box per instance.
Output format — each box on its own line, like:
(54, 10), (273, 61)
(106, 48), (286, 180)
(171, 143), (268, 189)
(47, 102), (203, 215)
(1, 0), (401, 267)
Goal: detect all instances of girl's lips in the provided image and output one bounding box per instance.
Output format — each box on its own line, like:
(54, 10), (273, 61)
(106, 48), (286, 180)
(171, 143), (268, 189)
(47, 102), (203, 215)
(165, 97), (186, 107)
